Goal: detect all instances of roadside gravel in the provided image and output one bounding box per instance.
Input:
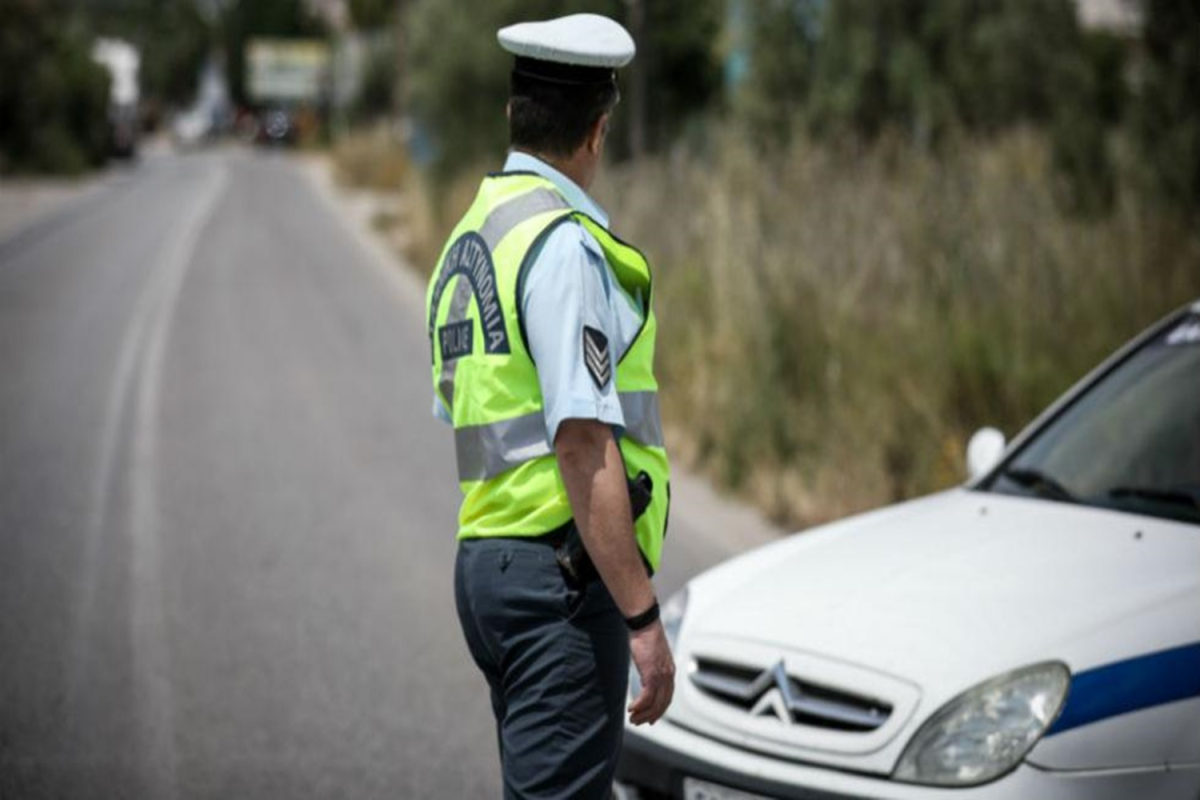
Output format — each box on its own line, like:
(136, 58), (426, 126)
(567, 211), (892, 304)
(0, 177), (100, 242)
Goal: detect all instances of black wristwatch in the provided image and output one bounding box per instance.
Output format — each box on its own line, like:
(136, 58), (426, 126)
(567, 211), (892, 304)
(624, 600), (660, 632)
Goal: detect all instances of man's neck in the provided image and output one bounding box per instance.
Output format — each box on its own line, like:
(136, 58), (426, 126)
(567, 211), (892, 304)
(516, 148), (591, 191)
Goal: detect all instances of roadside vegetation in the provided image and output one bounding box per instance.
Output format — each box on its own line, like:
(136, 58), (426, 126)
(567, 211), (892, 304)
(335, 0), (1200, 528)
(0, 3), (111, 174)
(332, 127), (411, 191)
(1, 0), (212, 174)
(601, 129), (1197, 524)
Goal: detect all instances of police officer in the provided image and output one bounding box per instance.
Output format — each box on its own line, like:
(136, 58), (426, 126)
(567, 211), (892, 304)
(425, 13), (674, 799)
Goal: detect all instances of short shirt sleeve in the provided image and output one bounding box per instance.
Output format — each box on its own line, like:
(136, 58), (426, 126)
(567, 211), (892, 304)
(431, 395), (452, 424)
(522, 221), (625, 445)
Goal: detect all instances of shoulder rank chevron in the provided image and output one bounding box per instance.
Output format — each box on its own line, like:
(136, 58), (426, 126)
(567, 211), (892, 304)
(582, 325), (611, 390)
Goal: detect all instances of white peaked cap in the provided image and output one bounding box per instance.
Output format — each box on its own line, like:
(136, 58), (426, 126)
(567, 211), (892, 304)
(498, 13), (635, 69)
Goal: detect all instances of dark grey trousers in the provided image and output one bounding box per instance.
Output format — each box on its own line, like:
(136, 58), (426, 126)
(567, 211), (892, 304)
(454, 537), (630, 799)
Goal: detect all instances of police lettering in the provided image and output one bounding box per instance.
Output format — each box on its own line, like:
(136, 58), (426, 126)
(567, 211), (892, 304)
(432, 232), (511, 355)
(439, 320), (474, 361)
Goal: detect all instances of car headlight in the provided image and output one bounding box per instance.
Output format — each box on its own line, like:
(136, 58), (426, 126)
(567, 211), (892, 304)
(894, 661), (1070, 787)
(629, 585), (689, 698)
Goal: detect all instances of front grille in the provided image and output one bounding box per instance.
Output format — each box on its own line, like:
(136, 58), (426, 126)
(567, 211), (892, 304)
(691, 658), (892, 732)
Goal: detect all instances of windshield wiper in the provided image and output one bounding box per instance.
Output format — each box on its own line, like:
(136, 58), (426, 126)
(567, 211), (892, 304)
(1106, 485), (1200, 510)
(999, 467), (1077, 502)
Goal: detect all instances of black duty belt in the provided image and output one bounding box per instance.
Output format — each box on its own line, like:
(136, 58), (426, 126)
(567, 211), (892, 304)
(526, 471), (655, 590)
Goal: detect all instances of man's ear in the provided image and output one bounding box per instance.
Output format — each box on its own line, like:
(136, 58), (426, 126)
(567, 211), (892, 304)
(506, 100), (513, 122)
(587, 112), (610, 156)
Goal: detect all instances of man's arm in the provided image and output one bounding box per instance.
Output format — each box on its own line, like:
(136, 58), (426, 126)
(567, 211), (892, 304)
(556, 418), (675, 726)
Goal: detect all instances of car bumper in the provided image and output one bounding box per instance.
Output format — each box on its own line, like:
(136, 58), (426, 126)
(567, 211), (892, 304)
(616, 719), (1199, 800)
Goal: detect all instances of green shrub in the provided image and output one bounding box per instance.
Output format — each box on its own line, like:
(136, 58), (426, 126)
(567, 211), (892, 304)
(0, 2), (110, 174)
(1131, 0), (1200, 214)
(597, 128), (1198, 526)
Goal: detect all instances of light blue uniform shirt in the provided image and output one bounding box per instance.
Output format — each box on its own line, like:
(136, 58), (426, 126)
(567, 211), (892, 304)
(433, 152), (645, 447)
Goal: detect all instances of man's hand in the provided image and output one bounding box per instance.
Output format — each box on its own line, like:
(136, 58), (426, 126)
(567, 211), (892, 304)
(555, 418), (676, 724)
(627, 619), (675, 725)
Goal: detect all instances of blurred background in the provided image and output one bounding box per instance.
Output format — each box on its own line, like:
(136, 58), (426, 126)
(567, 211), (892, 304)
(1, 1), (1198, 797)
(1, 0), (1198, 526)
(1, 0), (1198, 538)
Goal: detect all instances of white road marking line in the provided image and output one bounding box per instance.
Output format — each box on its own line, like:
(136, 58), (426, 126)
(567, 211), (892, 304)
(69, 167), (194, 734)
(129, 160), (227, 798)
(69, 214), (166, 723)
(71, 157), (227, 797)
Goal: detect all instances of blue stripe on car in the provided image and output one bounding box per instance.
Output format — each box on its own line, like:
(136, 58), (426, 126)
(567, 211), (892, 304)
(1047, 642), (1200, 736)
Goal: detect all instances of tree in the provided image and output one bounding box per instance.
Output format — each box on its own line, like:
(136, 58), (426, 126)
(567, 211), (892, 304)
(634, 0), (723, 154)
(221, 0), (327, 106)
(84, 0), (213, 109)
(404, 0), (722, 177)
(0, 0), (111, 173)
(348, 0), (395, 30)
(735, 0), (822, 145)
(735, 0), (1121, 212)
(353, 35), (397, 120)
(1132, 0), (1200, 213)
(804, 0), (1094, 145)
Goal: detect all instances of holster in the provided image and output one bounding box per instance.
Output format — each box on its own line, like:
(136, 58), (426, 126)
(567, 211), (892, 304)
(554, 471), (654, 590)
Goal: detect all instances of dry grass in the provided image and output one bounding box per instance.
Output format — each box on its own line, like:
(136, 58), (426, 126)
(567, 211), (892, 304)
(597, 129), (1199, 528)
(331, 126), (410, 192)
(340, 125), (1199, 529)
(331, 126), (453, 273)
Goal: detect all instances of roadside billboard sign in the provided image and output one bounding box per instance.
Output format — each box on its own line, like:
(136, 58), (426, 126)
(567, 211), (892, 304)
(247, 38), (330, 103)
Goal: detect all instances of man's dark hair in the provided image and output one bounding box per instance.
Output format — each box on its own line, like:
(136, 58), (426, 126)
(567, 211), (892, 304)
(509, 59), (619, 158)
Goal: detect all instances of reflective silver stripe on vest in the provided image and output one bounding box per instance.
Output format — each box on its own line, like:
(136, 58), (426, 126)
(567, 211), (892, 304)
(619, 390), (664, 448)
(456, 410), (552, 482)
(455, 391), (664, 482)
(437, 187), (571, 413)
(477, 188), (570, 251)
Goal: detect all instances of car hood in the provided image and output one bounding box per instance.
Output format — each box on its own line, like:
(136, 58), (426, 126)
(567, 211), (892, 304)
(685, 489), (1200, 715)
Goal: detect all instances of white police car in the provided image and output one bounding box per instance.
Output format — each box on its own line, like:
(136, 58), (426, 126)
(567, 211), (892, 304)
(617, 300), (1200, 799)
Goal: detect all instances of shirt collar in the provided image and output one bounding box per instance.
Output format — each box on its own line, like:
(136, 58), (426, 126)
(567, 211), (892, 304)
(502, 151), (609, 229)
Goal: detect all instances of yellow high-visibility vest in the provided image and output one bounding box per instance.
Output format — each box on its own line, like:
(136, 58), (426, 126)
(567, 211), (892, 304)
(426, 171), (670, 570)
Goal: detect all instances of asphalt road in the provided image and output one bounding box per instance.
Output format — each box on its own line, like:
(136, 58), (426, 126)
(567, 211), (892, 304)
(0, 148), (777, 799)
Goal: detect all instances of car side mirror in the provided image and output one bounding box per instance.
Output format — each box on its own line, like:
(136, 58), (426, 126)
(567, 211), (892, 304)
(966, 427), (1006, 481)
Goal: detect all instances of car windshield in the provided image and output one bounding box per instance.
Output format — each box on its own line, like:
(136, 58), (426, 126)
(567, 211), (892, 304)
(984, 311), (1200, 526)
